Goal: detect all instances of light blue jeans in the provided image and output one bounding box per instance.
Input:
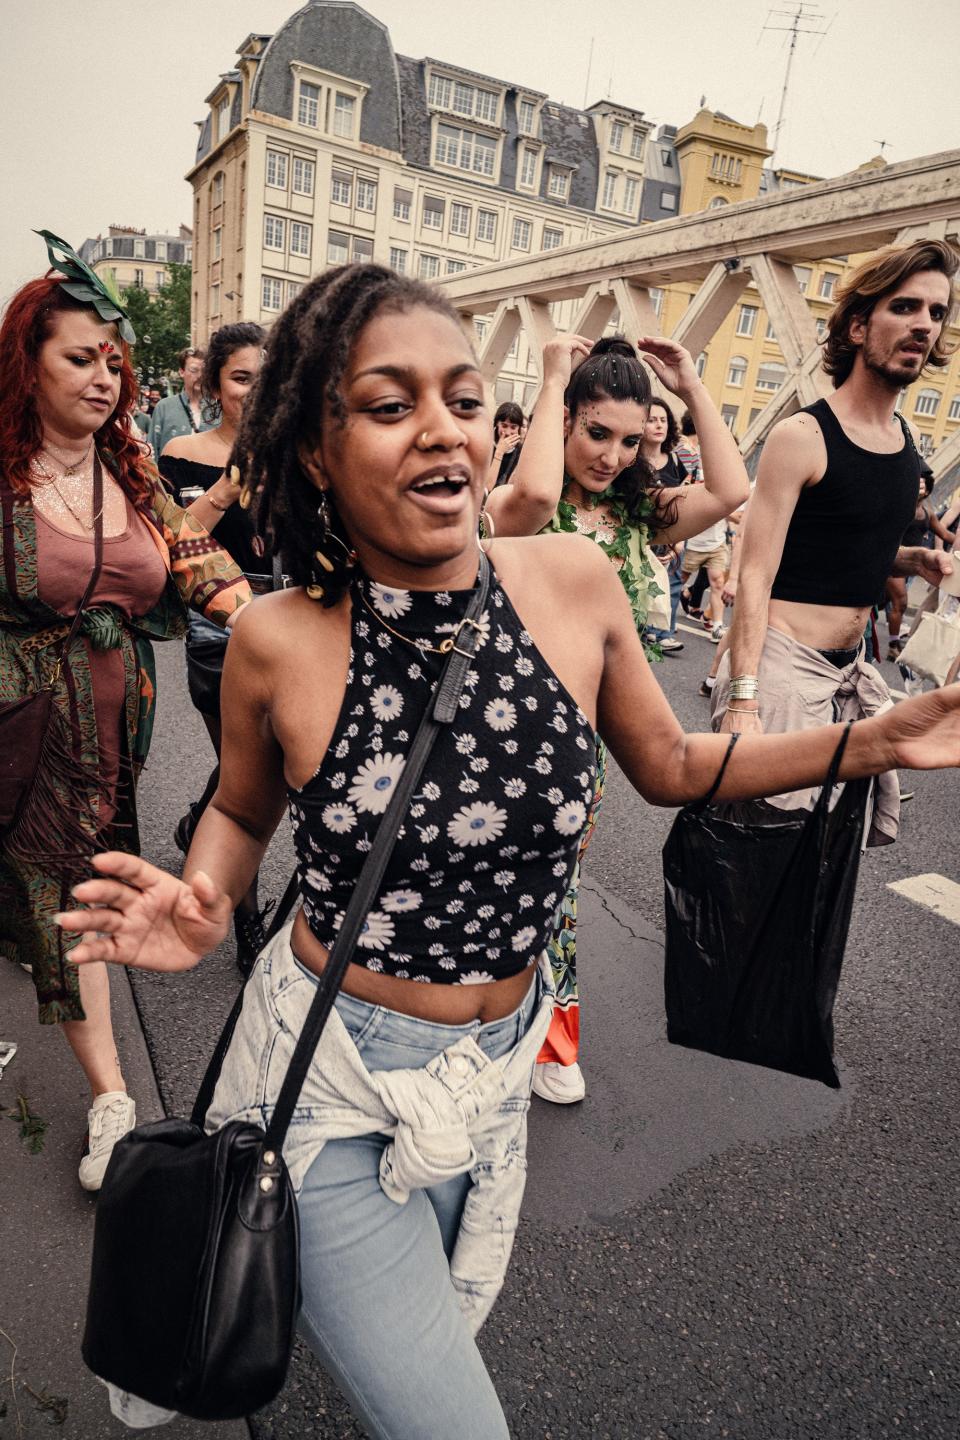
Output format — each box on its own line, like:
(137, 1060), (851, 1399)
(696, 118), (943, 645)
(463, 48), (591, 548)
(294, 974), (539, 1440)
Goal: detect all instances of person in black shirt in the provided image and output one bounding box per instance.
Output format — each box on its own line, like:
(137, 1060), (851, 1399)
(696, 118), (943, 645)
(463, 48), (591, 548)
(638, 397), (688, 652)
(486, 400), (524, 487)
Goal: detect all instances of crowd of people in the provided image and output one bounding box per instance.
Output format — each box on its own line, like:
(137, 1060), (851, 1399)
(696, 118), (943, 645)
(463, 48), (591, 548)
(2, 228), (960, 1434)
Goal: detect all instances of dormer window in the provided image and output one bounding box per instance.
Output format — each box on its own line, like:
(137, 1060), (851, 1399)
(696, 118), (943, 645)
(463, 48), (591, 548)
(519, 146), (538, 188)
(548, 167), (570, 200)
(610, 121), (625, 153)
(299, 81), (319, 128)
(435, 123), (497, 178)
(333, 92), (356, 138)
(215, 96), (231, 144)
(631, 129), (646, 159)
(428, 71), (500, 126)
(518, 100), (536, 134)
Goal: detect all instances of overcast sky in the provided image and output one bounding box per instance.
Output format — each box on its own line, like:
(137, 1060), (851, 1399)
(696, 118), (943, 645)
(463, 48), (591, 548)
(1, 0), (956, 301)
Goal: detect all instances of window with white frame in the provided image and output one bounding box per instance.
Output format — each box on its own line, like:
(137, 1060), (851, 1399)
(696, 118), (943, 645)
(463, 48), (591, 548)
(948, 394), (960, 421)
(264, 215), (285, 250)
(819, 272), (839, 299)
(610, 121), (625, 152)
(453, 81), (473, 114)
(816, 317), (828, 340)
(393, 187), (412, 222)
(133, 269), (144, 288)
(212, 227), (222, 260)
(727, 355), (748, 387)
(446, 259), (466, 273)
(708, 195), (729, 209)
(518, 100), (535, 133)
(356, 178), (377, 212)
(327, 230), (349, 265)
(476, 209), (497, 242)
(602, 172), (617, 208)
(764, 318), (776, 340)
(475, 88), (498, 122)
(352, 236), (373, 262)
(389, 247), (408, 274)
(333, 92), (356, 138)
(721, 404), (739, 430)
(542, 227), (563, 250)
(443, 78), (498, 122)
(649, 287), (664, 318)
(266, 151), (288, 188)
(331, 171), (352, 206)
(631, 128), (644, 159)
(511, 217), (531, 250)
(435, 123), (497, 177)
(450, 202), (471, 236)
(210, 282), (220, 314)
(418, 253), (440, 279)
(918, 432), (934, 456)
(915, 389), (941, 417)
(134, 238), (145, 258)
(212, 171), (224, 205)
(660, 190), (677, 211)
(756, 361), (788, 392)
(695, 352), (707, 378)
(155, 271), (165, 289)
(736, 304), (758, 337)
(261, 276), (283, 310)
(290, 221), (311, 256)
(156, 240), (167, 261)
(793, 265), (811, 293)
(298, 81), (319, 128)
(216, 97), (230, 144)
(474, 317), (488, 344)
(427, 74), (452, 108)
(292, 157), (315, 196)
(624, 176), (639, 214)
(288, 281), (303, 302)
(519, 147), (537, 187)
(422, 195), (444, 230)
(548, 168), (569, 200)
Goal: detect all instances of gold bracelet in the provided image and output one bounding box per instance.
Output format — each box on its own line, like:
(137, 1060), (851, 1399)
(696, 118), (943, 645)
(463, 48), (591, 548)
(205, 493), (231, 513)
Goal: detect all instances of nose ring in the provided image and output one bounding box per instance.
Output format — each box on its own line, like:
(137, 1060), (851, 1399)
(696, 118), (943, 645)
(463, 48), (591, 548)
(417, 430), (431, 449)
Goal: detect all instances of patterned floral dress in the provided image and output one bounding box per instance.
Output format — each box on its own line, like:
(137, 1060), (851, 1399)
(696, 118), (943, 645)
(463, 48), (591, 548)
(0, 466), (251, 1022)
(538, 490), (662, 1065)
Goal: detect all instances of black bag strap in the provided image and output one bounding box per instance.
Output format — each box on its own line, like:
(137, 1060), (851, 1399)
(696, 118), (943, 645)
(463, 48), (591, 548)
(191, 553), (491, 1133)
(699, 733), (740, 807)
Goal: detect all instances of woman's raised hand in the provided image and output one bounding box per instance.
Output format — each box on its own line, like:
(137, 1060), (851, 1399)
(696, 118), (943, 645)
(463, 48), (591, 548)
(637, 336), (702, 401)
(541, 333), (594, 388)
(56, 852), (233, 972)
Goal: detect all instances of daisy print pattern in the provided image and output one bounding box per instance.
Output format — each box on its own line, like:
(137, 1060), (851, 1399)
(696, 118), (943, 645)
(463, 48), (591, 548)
(289, 568), (595, 984)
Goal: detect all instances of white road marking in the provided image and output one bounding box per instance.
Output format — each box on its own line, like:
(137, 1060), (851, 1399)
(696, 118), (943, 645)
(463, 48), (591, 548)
(677, 621), (715, 639)
(887, 873), (960, 928)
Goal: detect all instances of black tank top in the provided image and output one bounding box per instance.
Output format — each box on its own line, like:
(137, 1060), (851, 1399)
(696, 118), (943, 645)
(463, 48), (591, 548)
(770, 399), (920, 607)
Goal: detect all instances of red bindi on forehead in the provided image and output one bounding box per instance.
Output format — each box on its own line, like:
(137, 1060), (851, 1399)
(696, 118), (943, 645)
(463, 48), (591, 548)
(98, 341), (115, 354)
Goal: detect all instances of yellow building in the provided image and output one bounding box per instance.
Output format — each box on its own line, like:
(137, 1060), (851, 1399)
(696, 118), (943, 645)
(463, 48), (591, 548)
(656, 111), (959, 460)
(79, 225), (193, 298)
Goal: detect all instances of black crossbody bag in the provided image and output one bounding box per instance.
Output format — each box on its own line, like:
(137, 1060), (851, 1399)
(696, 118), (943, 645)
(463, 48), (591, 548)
(82, 557), (491, 1420)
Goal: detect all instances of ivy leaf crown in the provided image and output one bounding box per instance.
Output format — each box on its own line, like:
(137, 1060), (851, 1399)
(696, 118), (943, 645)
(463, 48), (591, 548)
(34, 228), (137, 345)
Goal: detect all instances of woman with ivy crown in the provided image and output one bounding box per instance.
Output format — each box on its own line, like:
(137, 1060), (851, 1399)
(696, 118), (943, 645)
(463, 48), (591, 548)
(484, 331), (750, 1103)
(0, 231), (251, 1191)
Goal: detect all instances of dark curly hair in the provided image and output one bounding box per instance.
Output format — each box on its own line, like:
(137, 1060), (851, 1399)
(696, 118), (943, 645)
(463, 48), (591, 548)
(201, 322), (265, 411)
(822, 239), (958, 388)
(234, 263), (466, 605)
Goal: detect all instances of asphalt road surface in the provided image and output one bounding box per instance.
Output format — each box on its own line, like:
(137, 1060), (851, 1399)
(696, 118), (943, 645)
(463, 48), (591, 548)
(130, 617), (960, 1440)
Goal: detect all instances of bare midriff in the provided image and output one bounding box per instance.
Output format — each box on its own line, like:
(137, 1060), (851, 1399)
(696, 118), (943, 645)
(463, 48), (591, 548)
(290, 908), (537, 1024)
(768, 597), (870, 652)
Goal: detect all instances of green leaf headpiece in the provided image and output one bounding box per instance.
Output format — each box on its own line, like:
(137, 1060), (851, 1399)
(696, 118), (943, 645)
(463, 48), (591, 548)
(34, 229), (137, 345)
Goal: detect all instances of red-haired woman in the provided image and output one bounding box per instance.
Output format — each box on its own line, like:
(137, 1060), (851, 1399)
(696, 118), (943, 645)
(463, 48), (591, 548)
(0, 236), (252, 1190)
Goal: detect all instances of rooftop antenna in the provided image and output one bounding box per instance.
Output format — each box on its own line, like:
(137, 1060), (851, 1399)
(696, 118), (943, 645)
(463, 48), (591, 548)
(582, 36), (596, 108)
(761, 3), (828, 168)
(873, 138), (892, 158)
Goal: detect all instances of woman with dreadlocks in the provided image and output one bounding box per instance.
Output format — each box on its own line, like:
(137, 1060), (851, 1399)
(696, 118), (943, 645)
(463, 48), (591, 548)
(483, 331), (750, 1103)
(0, 232), (251, 1191)
(60, 264), (960, 1435)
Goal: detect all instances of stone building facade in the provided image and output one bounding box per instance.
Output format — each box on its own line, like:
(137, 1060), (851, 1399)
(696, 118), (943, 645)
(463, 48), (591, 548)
(79, 225), (193, 298)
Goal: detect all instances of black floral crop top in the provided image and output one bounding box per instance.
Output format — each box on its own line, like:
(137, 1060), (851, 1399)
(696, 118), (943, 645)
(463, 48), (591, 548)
(288, 566), (597, 985)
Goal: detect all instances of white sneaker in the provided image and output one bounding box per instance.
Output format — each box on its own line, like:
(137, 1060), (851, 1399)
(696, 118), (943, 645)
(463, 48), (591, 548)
(710, 623), (726, 643)
(79, 1091), (136, 1192)
(531, 1061), (586, 1104)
